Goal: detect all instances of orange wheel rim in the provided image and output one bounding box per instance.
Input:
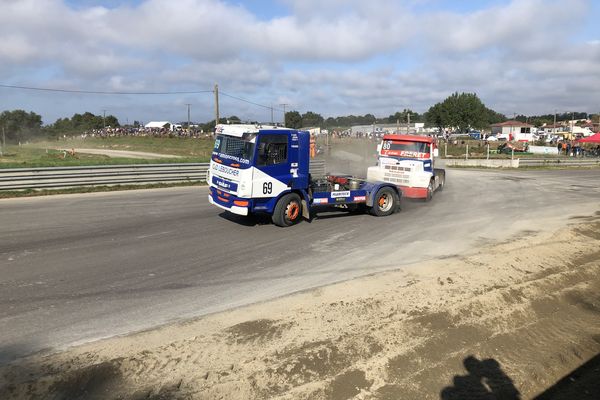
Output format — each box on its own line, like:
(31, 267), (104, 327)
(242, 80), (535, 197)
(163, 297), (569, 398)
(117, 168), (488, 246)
(287, 203), (300, 220)
(378, 196), (386, 207)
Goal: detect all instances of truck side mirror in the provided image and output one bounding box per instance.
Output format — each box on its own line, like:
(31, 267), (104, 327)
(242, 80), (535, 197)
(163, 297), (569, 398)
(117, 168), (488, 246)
(433, 148), (439, 157)
(376, 143), (382, 153)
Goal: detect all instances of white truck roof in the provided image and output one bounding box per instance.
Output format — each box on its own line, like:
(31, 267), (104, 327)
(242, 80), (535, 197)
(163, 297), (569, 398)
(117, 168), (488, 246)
(215, 124), (289, 137)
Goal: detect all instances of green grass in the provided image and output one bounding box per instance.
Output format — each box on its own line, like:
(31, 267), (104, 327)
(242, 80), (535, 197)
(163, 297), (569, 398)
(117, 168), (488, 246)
(49, 136), (216, 157)
(0, 136), (216, 168)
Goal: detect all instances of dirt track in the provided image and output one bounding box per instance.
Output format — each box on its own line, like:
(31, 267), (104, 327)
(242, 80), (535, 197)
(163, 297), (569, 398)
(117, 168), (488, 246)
(1, 212), (599, 399)
(57, 148), (182, 159)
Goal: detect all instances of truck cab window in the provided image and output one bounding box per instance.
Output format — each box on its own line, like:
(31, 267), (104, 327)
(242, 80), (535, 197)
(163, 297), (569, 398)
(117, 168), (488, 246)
(257, 134), (288, 166)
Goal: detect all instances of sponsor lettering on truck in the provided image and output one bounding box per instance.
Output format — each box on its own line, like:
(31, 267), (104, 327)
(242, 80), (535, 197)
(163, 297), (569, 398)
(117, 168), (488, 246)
(367, 134), (445, 201)
(207, 124), (402, 227)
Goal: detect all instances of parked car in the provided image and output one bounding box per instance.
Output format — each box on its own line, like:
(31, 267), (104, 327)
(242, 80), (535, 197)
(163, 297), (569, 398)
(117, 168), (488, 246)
(497, 142), (529, 154)
(469, 130), (482, 140)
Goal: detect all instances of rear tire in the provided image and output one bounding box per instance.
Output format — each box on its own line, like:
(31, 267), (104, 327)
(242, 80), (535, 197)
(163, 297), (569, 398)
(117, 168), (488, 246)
(272, 193), (303, 227)
(437, 173), (445, 192)
(369, 187), (399, 217)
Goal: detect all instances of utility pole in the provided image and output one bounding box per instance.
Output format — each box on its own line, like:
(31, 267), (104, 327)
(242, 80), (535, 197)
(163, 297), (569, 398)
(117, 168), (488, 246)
(406, 112), (411, 134)
(102, 110), (107, 132)
(1, 125), (5, 156)
(185, 103), (191, 131)
(214, 84), (219, 131)
(270, 104), (274, 124)
(279, 103), (289, 126)
(511, 112), (516, 139)
(554, 109), (557, 134)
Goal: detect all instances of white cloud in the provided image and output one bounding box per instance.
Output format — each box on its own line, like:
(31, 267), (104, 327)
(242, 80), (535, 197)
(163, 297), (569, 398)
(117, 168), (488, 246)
(423, 0), (587, 55)
(0, 0), (599, 123)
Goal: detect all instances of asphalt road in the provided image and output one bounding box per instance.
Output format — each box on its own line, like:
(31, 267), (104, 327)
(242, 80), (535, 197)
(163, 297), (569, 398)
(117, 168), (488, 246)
(1, 168), (599, 362)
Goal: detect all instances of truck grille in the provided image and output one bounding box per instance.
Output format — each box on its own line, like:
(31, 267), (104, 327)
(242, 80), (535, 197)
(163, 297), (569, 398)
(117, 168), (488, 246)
(383, 165), (410, 185)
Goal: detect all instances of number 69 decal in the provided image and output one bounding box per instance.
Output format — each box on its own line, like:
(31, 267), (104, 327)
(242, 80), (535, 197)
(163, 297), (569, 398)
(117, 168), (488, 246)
(262, 182), (273, 194)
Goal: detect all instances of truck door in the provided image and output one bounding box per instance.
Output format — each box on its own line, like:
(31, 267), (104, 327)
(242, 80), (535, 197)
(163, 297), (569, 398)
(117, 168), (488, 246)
(252, 133), (292, 198)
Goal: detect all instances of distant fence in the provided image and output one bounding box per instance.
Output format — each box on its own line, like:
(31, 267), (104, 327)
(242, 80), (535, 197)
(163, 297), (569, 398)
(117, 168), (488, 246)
(0, 160), (327, 191)
(445, 157), (600, 168)
(518, 158), (600, 167)
(444, 159), (520, 168)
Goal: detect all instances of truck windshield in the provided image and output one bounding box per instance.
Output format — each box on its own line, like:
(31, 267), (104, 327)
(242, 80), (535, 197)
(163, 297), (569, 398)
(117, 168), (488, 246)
(213, 134), (255, 165)
(381, 140), (431, 159)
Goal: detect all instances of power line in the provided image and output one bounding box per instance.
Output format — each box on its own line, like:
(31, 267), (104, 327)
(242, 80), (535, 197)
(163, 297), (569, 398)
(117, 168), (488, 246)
(0, 83), (213, 95)
(220, 91), (284, 113)
(1, 82), (292, 120)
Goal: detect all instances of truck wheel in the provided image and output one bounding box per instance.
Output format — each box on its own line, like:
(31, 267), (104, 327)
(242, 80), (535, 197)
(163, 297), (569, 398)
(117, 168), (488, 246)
(438, 173), (445, 191)
(272, 193), (303, 227)
(370, 187), (398, 217)
(425, 180), (434, 201)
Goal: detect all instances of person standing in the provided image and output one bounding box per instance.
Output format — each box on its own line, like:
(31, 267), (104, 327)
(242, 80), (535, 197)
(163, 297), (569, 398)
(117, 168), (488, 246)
(310, 134), (316, 158)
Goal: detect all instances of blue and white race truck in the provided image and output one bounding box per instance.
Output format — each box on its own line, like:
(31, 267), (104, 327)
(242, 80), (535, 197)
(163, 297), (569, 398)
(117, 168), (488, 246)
(207, 124), (401, 227)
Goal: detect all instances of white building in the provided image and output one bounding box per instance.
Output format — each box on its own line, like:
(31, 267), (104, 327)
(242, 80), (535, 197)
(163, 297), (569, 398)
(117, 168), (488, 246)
(571, 125), (594, 137)
(350, 123), (426, 136)
(491, 120), (536, 141)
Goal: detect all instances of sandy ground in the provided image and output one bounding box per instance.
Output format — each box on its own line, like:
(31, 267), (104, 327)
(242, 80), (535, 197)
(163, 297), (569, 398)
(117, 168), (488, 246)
(56, 148), (182, 159)
(1, 212), (599, 399)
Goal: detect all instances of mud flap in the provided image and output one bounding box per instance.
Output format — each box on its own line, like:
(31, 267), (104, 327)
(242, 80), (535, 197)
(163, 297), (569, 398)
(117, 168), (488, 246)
(301, 199), (310, 219)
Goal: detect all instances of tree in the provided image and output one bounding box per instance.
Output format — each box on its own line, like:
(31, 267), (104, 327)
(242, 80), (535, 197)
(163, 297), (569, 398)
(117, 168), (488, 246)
(105, 115), (119, 128)
(424, 103), (445, 130)
(0, 109), (43, 142)
(46, 112), (120, 137)
(301, 111), (324, 128)
(424, 92), (504, 131)
(227, 115), (241, 124)
(387, 109), (421, 124)
(285, 111), (302, 129)
(360, 113), (377, 124)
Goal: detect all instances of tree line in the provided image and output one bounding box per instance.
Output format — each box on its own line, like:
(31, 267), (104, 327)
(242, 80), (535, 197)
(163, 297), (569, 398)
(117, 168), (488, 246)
(284, 92), (505, 131)
(1, 92), (597, 143)
(515, 111), (591, 127)
(0, 110), (120, 143)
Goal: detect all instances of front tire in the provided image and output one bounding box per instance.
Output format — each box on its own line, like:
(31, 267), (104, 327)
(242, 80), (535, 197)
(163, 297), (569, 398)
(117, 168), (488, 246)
(272, 193), (303, 227)
(369, 187), (399, 217)
(425, 180), (434, 202)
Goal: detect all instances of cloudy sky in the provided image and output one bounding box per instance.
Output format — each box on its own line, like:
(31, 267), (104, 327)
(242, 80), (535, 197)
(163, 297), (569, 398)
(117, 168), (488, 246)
(1, 0), (599, 125)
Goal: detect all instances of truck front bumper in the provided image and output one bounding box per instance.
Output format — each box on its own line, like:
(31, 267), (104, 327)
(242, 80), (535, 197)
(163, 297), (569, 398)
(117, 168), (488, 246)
(208, 187), (249, 216)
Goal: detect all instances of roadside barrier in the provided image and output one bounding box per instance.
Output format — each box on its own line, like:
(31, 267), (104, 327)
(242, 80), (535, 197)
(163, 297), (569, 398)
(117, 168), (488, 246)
(444, 158), (599, 168)
(0, 160), (327, 190)
(519, 158), (600, 167)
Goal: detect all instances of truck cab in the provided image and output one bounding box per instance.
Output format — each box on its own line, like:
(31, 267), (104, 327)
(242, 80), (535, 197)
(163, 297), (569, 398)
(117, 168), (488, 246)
(366, 134), (445, 200)
(208, 124), (309, 217)
(208, 124), (401, 226)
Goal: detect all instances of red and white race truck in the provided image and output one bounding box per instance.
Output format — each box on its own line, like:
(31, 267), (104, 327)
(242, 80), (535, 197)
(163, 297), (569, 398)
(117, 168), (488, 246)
(366, 134), (445, 201)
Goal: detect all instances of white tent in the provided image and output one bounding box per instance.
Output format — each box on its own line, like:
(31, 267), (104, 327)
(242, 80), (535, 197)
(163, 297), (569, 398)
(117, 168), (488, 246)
(145, 121), (171, 129)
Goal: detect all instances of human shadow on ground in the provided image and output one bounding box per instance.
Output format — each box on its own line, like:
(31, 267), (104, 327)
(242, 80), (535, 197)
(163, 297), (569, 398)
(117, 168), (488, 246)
(440, 355), (521, 400)
(534, 352), (600, 400)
